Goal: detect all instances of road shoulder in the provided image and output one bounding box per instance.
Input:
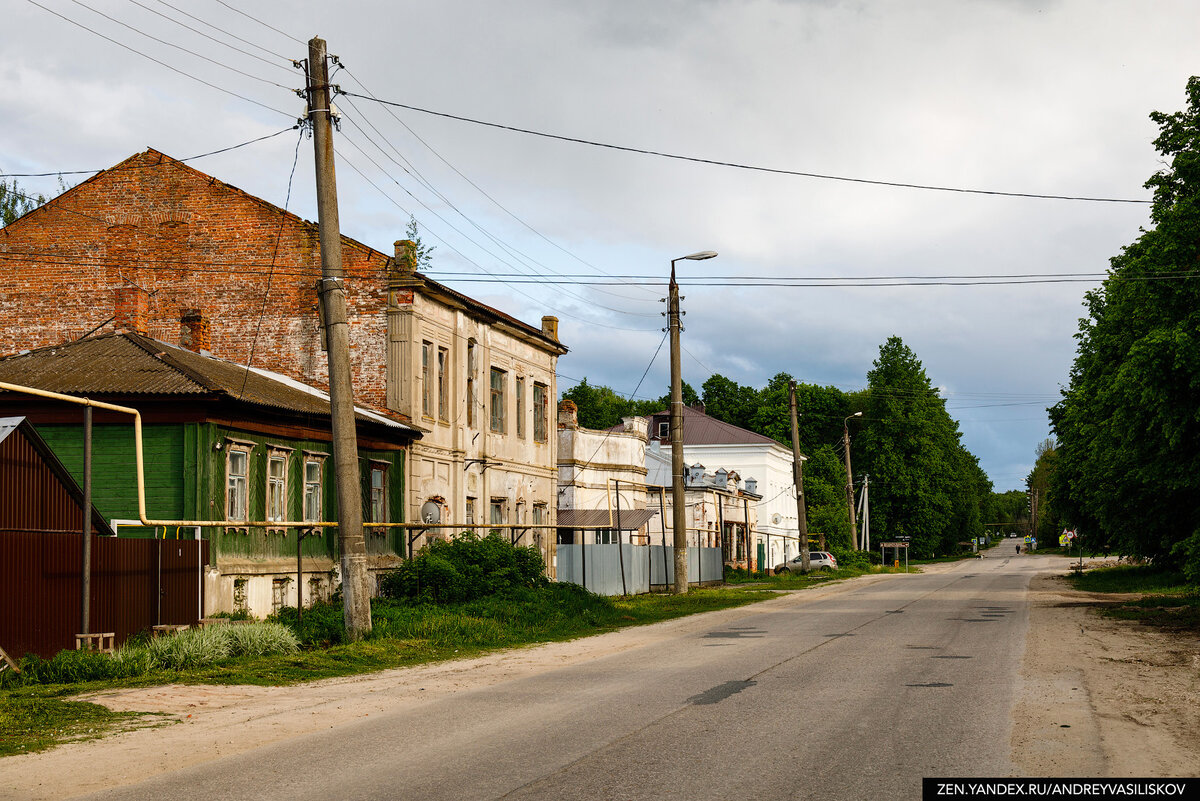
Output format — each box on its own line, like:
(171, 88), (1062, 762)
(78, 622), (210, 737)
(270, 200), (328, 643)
(1012, 569), (1200, 777)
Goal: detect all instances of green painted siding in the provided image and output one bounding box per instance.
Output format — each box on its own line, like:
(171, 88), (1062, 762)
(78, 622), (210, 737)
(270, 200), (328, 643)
(33, 421), (406, 564)
(37, 424), (185, 538)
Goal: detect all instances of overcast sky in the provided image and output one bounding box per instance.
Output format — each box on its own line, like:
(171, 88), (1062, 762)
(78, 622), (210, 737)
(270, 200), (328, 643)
(5, 0), (1197, 491)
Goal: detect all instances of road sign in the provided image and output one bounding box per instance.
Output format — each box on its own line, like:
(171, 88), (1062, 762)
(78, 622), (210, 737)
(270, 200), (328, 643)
(880, 542), (909, 548)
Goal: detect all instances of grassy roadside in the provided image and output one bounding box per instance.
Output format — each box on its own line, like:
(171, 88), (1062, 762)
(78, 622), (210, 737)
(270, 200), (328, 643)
(1064, 564), (1199, 631)
(0, 583), (775, 757)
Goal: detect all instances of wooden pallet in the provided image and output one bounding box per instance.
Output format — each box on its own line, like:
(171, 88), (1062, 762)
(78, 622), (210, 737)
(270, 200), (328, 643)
(75, 633), (116, 654)
(0, 644), (18, 675)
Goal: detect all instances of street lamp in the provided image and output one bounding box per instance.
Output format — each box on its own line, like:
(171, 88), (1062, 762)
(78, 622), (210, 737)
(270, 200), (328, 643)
(843, 412), (862, 550)
(670, 250), (717, 595)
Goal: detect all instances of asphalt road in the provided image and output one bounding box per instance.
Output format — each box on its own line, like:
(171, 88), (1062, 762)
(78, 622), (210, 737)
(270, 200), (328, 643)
(83, 549), (1046, 801)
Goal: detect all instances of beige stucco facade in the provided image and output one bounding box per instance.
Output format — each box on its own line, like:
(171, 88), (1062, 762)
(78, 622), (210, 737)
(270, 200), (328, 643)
(385, 243), (567, 571)
(557, 409), (651, 545)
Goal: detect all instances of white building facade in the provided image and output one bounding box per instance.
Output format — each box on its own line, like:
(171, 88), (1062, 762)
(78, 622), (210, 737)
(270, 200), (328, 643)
(644, 406), (802, 570)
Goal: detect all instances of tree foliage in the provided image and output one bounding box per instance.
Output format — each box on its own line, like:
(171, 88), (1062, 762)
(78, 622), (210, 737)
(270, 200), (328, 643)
(0, 176), (46, 226)
(856, 337), (990, 558)
(1050, 77), (1200, 580)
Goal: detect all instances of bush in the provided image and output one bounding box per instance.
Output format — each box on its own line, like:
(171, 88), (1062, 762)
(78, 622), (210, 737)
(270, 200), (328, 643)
(829, 546), (871, 571)
(222, 622), (300, 657)
(379, 532), (547, 604)
(146, 626), (230, 670)
(272, 601), (347, 648)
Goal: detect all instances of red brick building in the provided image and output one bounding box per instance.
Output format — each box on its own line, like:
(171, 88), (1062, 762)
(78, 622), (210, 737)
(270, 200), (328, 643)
(1, 150), (567, 566)
(0, 149), (390, 411)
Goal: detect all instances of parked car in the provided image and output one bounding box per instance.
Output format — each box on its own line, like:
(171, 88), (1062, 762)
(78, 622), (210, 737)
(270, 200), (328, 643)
(775, 551), (838, 574)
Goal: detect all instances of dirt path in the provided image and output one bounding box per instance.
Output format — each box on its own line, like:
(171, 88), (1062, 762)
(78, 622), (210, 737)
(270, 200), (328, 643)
(3, 564), (1197, 799)
(1012, 570), (1200, 776)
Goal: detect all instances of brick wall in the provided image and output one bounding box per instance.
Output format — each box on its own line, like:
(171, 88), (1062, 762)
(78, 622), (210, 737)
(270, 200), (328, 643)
(0, 149), (394, 414)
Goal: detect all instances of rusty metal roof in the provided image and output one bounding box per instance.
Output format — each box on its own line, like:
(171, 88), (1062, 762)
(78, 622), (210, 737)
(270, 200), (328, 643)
(555, 508), (657, 530)
(0, 333), (416, 433)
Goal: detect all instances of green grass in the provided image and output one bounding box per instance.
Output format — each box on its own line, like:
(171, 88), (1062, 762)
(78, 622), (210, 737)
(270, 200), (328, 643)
(1065, 564), (1199, 632)
(1067, 564), (1193, 595)
(0, 696), (153, 757)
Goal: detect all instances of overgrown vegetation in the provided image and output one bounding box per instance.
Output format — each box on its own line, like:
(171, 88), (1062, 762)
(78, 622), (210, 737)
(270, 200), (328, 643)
(1066, 564), (1199, 632)
(564, 344), (993, 559)
(1051, 77), (1200, 582)
(0, 696), (147, 758)
(378, 532), (547, 604)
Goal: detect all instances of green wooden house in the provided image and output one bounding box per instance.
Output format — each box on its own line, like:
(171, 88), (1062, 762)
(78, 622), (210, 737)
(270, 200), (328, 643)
(0, 332), (419, 618)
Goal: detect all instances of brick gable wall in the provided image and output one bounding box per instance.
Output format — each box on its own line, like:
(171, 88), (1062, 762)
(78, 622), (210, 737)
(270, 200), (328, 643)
(0, 150), (394, 415)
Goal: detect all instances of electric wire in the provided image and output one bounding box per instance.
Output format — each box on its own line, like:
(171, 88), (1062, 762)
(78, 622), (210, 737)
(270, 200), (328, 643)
(64, 0), (293, 90)
(336, 67), (662, 301)
(25, 0), (294, 119)
(211, 0), (305, 46)
(331, 137), (660, 333)
(125, 0), (296, 75)
(335, 93), (657, 308)
(153, 0), (293, 62)
(239, 127), (304, 398)
(340, 91), (1153, 205)
(0, 127), (298, 178)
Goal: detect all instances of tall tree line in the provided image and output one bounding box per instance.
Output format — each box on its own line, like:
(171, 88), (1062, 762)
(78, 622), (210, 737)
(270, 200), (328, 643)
(1051, 77), (1200, 581)
(563, 335), (992, 557)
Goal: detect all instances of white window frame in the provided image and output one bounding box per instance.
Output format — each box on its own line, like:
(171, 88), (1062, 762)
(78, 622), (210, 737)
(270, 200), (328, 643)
(368, 461), (389, 524)
(302, 453), (326, 523)
(266, 448), (291, 524)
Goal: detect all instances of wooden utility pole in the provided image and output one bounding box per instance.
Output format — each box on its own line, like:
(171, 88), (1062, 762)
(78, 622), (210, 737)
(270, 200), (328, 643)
(788, 381), (810, 572)
(843, 413), (861, 550)
(307, 36), (371, 639)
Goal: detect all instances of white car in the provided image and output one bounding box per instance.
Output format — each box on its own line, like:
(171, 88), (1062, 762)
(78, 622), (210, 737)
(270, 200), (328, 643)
(775, 551), (838, 574)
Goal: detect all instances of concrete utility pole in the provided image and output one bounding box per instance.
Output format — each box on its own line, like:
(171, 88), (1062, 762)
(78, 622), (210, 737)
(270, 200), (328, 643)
(307, 36), (371, 639)
(843, 412), (862, 550)
(788, 381), (810, 573)
(668, 250), (716, 594)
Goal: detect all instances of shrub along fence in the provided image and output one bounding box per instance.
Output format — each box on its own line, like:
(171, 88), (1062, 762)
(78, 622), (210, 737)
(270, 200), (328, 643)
(0, 529), (206, 658)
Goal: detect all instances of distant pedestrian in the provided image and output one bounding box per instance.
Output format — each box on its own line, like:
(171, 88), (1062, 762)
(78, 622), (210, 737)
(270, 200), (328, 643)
(1015, 544), (1020, 554)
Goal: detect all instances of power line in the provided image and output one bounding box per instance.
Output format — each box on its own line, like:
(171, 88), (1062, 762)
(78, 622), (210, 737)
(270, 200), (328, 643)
(333, 107), (658, 318)
(152, 0), (293, 62)
(211, 0), (305, 46)
(337, 66), (662, 302)
(339, 90), (1153, 205)
(26, 0), (294, 118)
(335, 92), (657, 308)
(125, 0), (295, 76)
(65, 0), (292, 90)
(0, 127), (299, 178)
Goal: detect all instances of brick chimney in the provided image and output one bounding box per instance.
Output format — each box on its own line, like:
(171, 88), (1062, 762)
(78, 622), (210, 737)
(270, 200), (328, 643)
(541, 316), (559, 341)
(114, 286), (149, 335)
(393, 239), (417, 275)
(180, 308), (210, 353)
(558, 399), (578, 430)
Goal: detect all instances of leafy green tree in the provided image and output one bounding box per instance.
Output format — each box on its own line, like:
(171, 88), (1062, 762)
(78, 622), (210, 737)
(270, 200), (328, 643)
(0, 176), (46, 226)
(1026, 439), (1063, 543)
(1051, 77), (1200, 580)
(700, 374), (760, 430)
(802, 444), (851, 549)
(404, 215), (436, 269)
(857, 336), (983, 558)
(561, 378), (631, 430)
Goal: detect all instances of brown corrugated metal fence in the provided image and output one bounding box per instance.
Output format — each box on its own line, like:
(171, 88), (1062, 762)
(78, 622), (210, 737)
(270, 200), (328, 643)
(0, 530), (206, 659)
